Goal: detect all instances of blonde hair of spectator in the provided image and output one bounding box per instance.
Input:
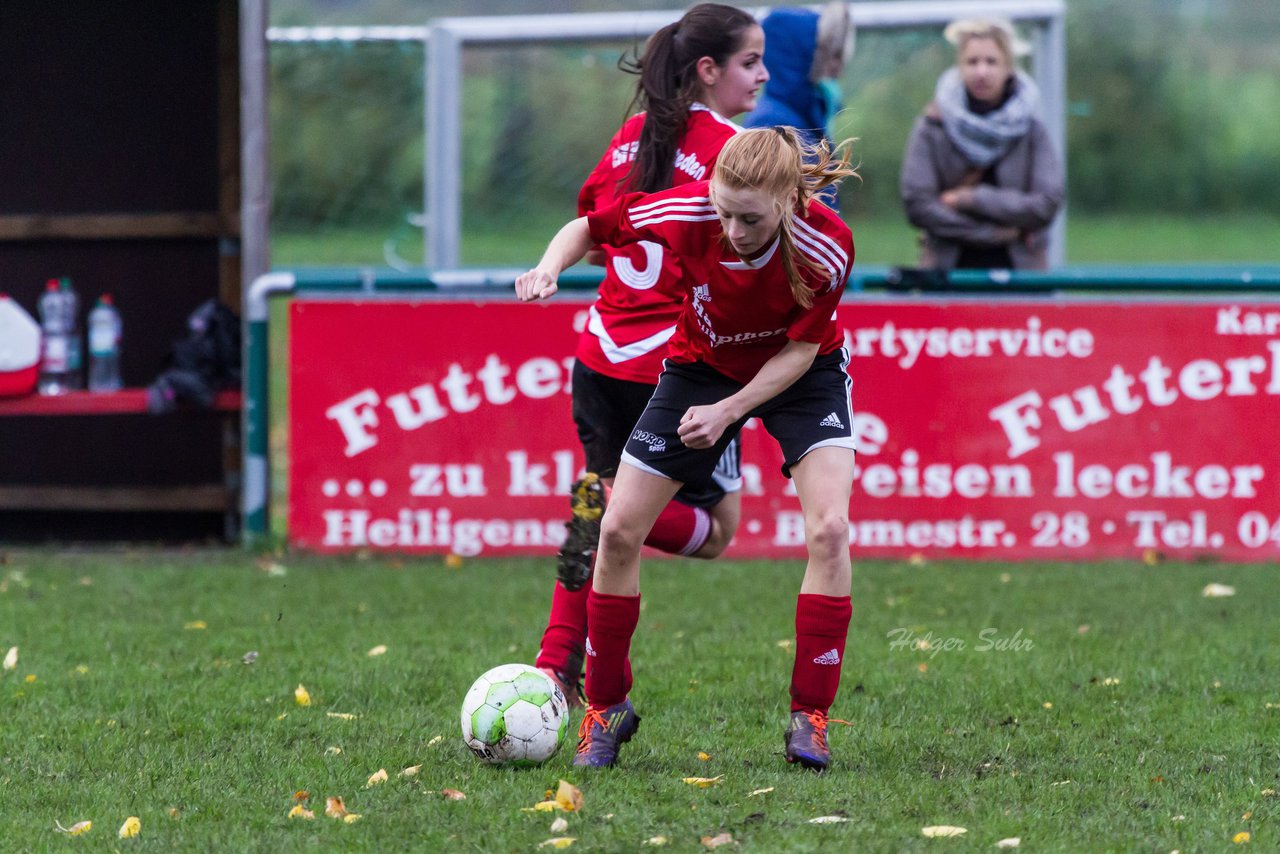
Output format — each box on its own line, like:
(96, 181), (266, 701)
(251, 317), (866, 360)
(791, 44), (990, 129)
(809, 1), (855, 82)
(943, 18), (1030, 64)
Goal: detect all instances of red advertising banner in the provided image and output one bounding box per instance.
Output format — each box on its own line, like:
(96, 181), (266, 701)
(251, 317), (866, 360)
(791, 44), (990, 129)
(289, 296), (1280, 561)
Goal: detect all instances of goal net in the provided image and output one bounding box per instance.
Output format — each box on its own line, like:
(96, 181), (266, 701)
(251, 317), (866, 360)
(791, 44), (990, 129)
(267, 2), (1064, 271)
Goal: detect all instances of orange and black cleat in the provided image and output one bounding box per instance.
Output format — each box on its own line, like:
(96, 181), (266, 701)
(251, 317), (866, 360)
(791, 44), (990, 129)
(784, 709), (833, 771)
(572, 698), (640, 768)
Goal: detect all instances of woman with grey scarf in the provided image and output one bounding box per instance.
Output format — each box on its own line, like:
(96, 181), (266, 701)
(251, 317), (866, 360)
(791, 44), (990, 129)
(899, 19), (1063, 270)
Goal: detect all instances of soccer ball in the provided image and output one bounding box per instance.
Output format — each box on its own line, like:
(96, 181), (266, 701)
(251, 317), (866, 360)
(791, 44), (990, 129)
(460, 663), (569, 766)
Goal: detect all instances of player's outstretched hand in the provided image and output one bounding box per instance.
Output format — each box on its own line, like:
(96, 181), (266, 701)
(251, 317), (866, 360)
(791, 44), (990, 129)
(515, 269), (559, 302)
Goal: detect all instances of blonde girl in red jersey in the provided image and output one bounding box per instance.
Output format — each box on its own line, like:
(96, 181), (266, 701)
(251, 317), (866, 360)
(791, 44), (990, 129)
(534, 3), (769, 709)
(518, 127), (858, 771)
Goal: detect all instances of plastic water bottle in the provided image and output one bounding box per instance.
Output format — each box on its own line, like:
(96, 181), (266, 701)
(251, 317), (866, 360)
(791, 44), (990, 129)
(37, 279), (72, 395)
(88, 294), (123, 392)
(60, 276), (83, 390)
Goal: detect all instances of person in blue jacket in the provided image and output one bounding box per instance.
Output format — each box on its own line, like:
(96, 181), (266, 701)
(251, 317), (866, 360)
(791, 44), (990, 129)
(744, 2), (854, 209)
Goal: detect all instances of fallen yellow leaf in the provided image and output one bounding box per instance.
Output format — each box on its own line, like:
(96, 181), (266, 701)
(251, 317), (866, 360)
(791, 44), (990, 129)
(995, 838), (1021, 849)
(1234, 831), (1251, 844)
(701, 832), (734, 849)
(427, 735), (444, 747)
(399, 765), (422, 777)
(287, 805), (315, 820)
(697, 751), (712, 761)
(748, 787), (774, 797)
(293, 790), (309, 802)
(555, 780), (584, 812)
(295, 684), (311, 706)
(343, 814), (362, 824)
(183, 620), (207, 630)
(3, 646), (16, 670)
(325, 796), (349, 818)
(922, 826), (967, 838)
(445, 554), (464, 568)
(366, 768), (388, 788)
(682, 775), (723, 788)
(441, 789), (467, 800)
(56, 820), (92, 835)
(538, 839), (576, 850)
(1203, 583), (1237, 598)
(327, 712), (359, 720)
(550, 816), (569, 833)
(808, 816), (849, 824)
(528, 801), (559, 812)
(24, 673), (35, 683)
(367, 644), (388, 657)
(644, 837), (669, 846)
(325, 746), (342, 755)
(118, 816), (141, 838)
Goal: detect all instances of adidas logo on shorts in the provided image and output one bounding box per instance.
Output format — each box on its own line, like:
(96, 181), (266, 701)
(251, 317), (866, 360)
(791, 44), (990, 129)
(813, 648), (841, 665)
(819, 412), (845, 429)
(585, 638), (597, 657)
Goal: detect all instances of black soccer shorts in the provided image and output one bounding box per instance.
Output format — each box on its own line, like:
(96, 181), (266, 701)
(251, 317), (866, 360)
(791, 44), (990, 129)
(571, 360), (740, 508)
(621, 349), (855, 484)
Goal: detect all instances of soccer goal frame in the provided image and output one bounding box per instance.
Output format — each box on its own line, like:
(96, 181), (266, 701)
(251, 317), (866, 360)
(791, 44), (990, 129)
(422, 0), (1067, 269)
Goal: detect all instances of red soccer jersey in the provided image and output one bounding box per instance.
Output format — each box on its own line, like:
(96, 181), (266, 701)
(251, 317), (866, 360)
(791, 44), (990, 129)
(574, 105), (740, 383)
(586, 181), (854, 385)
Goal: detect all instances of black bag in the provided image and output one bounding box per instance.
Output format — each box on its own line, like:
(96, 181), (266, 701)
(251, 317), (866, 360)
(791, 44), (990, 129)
(147, 300), (241, 413)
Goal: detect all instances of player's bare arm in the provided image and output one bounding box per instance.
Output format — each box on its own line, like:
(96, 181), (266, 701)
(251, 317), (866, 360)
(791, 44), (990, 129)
(515, 217), (594, 302)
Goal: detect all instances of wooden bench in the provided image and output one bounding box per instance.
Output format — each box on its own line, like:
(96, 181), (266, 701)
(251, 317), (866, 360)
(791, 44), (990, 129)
(0, 389), (242, 531)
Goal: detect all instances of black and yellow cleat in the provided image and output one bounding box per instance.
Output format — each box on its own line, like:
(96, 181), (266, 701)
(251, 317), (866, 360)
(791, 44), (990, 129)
(556, 474), (606, 591)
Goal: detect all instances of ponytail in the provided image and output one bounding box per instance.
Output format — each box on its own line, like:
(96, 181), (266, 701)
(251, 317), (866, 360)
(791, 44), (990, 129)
(619, 3), (758, 193)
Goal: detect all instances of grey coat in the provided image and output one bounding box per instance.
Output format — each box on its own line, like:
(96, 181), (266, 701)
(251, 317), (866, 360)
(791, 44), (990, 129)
(899, 105), (1064, 270)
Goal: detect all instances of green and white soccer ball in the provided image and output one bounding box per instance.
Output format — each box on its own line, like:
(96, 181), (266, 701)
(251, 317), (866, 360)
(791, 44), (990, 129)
(460, 663), (569, 766)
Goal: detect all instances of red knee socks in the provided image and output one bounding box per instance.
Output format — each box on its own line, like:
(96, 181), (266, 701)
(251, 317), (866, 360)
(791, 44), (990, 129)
(583, 589), (640, 709)
(644, 501), (712, 555)
(535, 580), (589, 677)
(790, 593), (852, 713)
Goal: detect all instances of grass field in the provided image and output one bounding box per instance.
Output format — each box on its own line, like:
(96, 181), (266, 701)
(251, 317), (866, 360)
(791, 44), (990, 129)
(3, 550), (1277, 851)
(273, 213), (1280, 269)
